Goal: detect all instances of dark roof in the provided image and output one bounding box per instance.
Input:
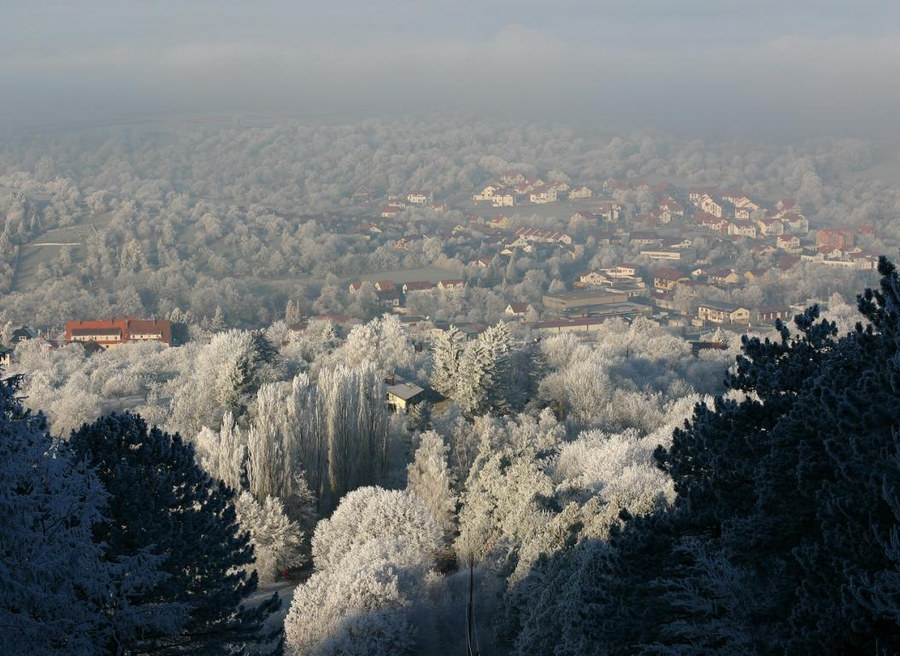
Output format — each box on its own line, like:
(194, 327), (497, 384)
(386, 383), (425, 401)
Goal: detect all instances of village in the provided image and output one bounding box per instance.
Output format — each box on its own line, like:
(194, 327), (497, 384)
(5, 161), (884, 377)
(330, 171), (880, 337)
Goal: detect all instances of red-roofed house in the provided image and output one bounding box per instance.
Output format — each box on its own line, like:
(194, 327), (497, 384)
(402, 281), (435, 296)
(816, 228), (855, 252)
(66, 318), (172, 349)
(653, 268), (689, 292)
(505, 302), (534, 320)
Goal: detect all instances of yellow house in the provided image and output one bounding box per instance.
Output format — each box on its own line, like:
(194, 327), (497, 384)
(386, 382), (425, 413)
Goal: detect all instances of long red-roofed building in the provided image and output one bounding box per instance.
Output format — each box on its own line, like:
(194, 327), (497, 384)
(66, 317), (172, 349)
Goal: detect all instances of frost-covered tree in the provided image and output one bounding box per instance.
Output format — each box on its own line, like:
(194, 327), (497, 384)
(508, 259), (900, 654)
(430, 325), (465, 397)
(193, 410), (246, 492)
(453, 322), (516, 418)
(406, 430), (457, 537)
(169, 330), (279, 438)
(335, 314), (414, 374)
(312, 486), (443, 570)
(319, 363), (389, 508)
(234, 491), (306, 582)
(285, 487), (443, 655)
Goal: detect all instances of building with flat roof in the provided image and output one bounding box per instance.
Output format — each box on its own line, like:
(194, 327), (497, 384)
(542, 289), (629, 314)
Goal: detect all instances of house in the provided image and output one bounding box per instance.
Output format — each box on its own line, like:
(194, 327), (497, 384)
(505, 303), (533, 320)
(699, 194), (724, 218)
(709, 268), (742, 286)
(816, 228), (855, 253)
(402, 281), (435, 296)
(755, 306), (792, 324)
(66, 318), (172, 349)
(529, 186), (558, 204)
(386, 382), (425, 413)
(376, 289), (400, 308)
(10, 326), (36, 343)
(527, 317), (608, 336)
(514, 227), (572, 245)
(529, 306), (653, 333)
(489, 214), (511, 228)
(549, 180), (570, 194)
(473, 184), (499, 201)
(374, 280), (397, 292)
(569, 185), (593, 200)
(579, 270), (614, 287)
(640, 249), (688, 261)
(595, 202), (622, 222)
(652, 292), (677, 310)
(357, 221), (382, 235)
(491, 191), (516, 207)
(659, 197), (685, 222)
(542, 289), (629, 314)
(697, 303), (750, 325)
(776, 234), (802, 252)
(757, 218), (784, 237)
(777, 199), (800, 214)
(513, 182), (534, 196)
(728, 221), (758, 238)
(653, 268), (689, 292)
(438, 279), (465, 291)
(782, 213), (809, 234)
(613, 263), (641, 277)
(407, 191), (433, 205)
(698, 213), (729, 232)
(722, 192), (758, 210)
(472, 256), (495, 268)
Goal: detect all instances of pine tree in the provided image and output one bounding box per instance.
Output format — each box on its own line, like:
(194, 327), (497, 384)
(431, 325), (465, 397)
(508, 258), (900, 654)
(0, 375), (115, 655)
(455, 322), (513, 418)
(69, 412), (279, 655)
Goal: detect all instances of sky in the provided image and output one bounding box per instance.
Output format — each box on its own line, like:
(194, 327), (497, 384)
(1, 1), (898, 139)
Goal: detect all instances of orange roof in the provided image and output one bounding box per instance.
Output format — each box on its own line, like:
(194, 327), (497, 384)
(66, 317), (171, 345)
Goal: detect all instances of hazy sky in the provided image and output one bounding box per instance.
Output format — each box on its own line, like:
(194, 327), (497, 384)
(2, 1), (898, 139)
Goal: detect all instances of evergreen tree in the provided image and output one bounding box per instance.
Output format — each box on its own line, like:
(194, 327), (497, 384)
(455, 322), (513, 418)
(509, 258), (900, 654)
(70, 412), (279, 655)
(431, 325), (465, 397)
(0, 374), (114, 656)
